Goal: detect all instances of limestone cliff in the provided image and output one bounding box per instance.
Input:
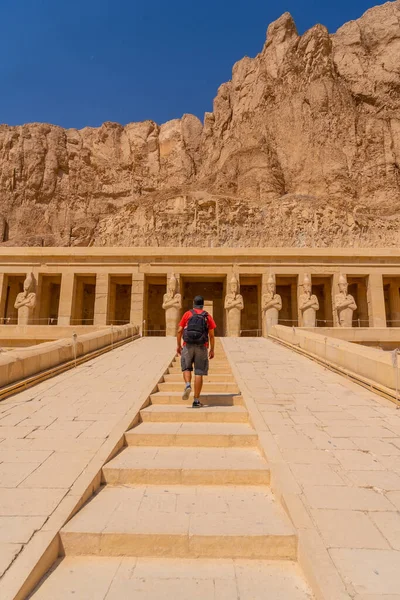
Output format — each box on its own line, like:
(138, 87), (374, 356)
(1, 1), (400, 247)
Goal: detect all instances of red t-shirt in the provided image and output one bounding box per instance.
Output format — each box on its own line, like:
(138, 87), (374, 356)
(179, 309), (217, 346)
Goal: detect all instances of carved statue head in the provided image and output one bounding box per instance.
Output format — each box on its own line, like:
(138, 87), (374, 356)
(338, 273), (348, 294)
(267, 273), (275, 294)
(229, 274), (239, 295)
(167, 273), (177, 295)
(23, 272), (36, 294)
(303, 274), (311, 295)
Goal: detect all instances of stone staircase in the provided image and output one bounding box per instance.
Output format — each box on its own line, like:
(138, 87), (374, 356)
(31, 341), (313, 599)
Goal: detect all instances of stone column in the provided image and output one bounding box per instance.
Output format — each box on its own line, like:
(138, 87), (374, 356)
(30, 267), (40, 323)
(58, 272), (75, 326)
(94, 273), (109, 326)
(0, 273), (8, 324)
(261, 273), (268, 337)
(291, 281), (298, 326)
(389, 280), (400, 327)
(130, 273), (145, 333)
(296, 269), (307, 327)
(331, 272), (341, 327)
(367, 273), (387, 328)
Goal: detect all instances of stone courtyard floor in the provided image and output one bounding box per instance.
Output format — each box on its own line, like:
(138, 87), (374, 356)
(0, 336), (175, 598)
(223, 337), (400, 600)
(1, 335), (400, 599)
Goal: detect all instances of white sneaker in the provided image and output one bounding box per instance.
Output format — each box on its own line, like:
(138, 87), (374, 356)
(182, 386), (192, 401)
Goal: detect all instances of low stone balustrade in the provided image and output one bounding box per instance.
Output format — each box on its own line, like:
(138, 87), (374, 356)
(0, 324), (139, 390)
(269, 325), (400, 399)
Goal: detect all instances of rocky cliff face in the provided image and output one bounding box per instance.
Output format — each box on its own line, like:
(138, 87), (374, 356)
(1, 1), (400, 247)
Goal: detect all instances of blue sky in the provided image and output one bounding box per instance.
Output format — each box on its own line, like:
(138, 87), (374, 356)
(0, 0), (388, 129)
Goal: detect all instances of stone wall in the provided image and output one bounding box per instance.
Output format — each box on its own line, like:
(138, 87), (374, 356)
(1, 1), (400, 248)
(0, 324), (138, 388)
(269, 324), (400, 395)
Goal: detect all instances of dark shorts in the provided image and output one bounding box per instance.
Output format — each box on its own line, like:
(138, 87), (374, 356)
(181, 344), (209, 376)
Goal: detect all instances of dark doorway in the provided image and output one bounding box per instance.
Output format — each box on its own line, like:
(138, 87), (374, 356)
(145, 276), (166, 336)
(240, 276), (261, 336)
(182, 279), (225, 336)
(348, 276), (369, 327)
(311, 276), (333, 327)
(38, 275), (61, 325)
(71, 275), (96, 325)
(108, 276), (132, 325)
(383, 277), (400, 327)
(3, 275), (25, 324)
(276, 276), (298, 327)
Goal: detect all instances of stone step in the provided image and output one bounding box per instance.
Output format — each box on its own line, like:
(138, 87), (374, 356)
(125, 422), (258, 447)
(158, 382), (240, 393)
(172, 361), (231, 370)
(150, 392), (244, 406)
(168, 367), (233, 376)
(170, 356), (231, 361)
(60, 484), (297, 559)
(140, 404), (249, 423)
(102, 446), (269, 485)
(31, 556), (313, 600)
(164, 373), (235, 383)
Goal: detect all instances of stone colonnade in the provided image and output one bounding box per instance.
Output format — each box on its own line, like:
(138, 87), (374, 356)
(0, 266), (399, 334)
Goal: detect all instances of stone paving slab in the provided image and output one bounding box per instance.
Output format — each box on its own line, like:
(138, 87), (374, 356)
(31, 557), (314, 599)
(223, 337), (400, 600)
(0, 337), (175, 597)
(61, 485), (294, 540)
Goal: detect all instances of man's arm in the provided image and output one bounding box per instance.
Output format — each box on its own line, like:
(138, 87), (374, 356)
(208, 329), (215, 359)
(177, 326), (183, 355)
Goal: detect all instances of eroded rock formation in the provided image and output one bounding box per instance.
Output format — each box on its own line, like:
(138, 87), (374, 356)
(1, 1), (400, 247)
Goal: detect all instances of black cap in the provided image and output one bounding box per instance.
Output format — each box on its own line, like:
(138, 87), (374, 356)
(193, 295), (204, 307)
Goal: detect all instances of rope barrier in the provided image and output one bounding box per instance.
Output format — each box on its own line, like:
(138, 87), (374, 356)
(239, 329), (262, 337)
(144, 330), (167, 337)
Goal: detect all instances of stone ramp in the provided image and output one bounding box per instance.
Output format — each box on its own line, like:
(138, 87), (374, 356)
(223, 337), (400, 600)
(0, 336), (176, 599)
(30, 342), (313, 598)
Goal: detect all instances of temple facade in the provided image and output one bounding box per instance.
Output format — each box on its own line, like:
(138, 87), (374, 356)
(1, 247), (400, 335)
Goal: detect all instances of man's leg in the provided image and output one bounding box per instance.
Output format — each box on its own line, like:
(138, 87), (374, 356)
(182, 370), (192, 400)
(194, 375), (203, 399)
(181, 346), (193, 401)
(192, 346), (209, 408)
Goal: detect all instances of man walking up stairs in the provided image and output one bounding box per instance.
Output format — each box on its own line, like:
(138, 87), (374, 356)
(177, 295), (216, 408)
